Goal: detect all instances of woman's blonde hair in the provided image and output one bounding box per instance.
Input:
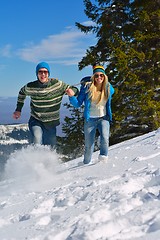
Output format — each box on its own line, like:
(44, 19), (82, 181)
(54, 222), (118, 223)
(86, 74), (110, 105)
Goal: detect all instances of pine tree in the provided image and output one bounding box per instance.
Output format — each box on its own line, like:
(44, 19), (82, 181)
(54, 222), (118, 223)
(75, 0), (160, 143)
(60, 103), (85, 161)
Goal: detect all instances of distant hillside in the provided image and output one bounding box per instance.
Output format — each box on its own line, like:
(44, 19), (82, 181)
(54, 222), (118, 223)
(0, 96), (70, 136)
(0, 96), (30, 125)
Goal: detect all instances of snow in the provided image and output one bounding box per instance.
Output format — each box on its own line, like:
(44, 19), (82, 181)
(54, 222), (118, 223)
(0, 125), (160, 240)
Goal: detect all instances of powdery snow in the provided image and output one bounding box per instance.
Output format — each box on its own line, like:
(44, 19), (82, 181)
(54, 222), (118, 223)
(0, 126), (160, 240)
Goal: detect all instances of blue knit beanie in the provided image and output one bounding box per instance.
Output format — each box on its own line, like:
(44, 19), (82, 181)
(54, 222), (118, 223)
(36, 62), (50, 76)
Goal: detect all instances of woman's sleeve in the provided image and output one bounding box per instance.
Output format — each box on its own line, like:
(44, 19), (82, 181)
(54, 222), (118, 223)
(69, 85), (86, 108)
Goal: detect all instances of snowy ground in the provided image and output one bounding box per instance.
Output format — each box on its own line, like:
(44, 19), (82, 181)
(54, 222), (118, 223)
(0, 125), (160, 240)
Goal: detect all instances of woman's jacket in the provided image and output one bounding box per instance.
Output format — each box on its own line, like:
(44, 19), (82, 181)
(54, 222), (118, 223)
(69, 76), (115, 122)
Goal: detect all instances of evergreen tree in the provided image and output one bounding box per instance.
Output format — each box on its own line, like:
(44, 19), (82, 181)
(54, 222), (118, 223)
(60, 103), (85, 161)
(75, 0), (160, 143)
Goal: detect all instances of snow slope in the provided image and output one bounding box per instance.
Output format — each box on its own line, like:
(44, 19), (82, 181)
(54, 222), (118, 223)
(0, 125), (160, 240)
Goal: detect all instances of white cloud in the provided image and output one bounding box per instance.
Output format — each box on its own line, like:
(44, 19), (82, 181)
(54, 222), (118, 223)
(17, 28), (94, 65)
(0, 44), (12, 57)
(81, 20), (96, 26)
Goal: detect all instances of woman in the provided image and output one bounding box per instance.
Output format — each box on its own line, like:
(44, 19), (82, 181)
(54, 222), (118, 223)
(66, 65), (114, 164)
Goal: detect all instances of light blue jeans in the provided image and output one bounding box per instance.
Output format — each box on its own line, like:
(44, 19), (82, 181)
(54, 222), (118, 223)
(84, 116), (110, 164)
(28, 116), (56, 148)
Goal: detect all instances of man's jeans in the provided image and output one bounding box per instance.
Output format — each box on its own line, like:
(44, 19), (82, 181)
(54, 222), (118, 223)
(28, 117), (56, 148)
(84, 116), (110, 164)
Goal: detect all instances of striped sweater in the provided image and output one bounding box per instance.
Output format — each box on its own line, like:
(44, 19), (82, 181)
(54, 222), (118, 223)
(15, 78), (78, 127)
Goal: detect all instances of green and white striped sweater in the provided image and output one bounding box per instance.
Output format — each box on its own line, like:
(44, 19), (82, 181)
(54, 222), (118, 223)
(15, 78), (78, 127)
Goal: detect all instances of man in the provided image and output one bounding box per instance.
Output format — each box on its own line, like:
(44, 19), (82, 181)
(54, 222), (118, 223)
(13, 62), (78, 148)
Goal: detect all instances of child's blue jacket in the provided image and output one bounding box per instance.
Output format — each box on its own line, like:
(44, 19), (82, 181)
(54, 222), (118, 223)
(69, 77), (115, 122)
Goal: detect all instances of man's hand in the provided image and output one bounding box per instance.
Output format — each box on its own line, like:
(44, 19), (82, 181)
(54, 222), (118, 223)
(13, 111), (21, 119)
(65, 88), (75, 97)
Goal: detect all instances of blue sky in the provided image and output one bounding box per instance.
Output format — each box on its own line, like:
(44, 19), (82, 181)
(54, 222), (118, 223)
(0, 0), (96, 97)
